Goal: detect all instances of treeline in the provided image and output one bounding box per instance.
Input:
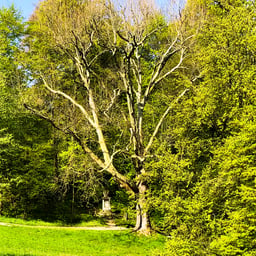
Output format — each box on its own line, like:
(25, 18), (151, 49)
(0, 0), (256, 255)
(0, 6), (104, 221)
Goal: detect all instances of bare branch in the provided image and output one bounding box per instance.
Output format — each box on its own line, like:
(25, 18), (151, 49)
(75, 61), (90, 89)
(131, 58), (141, 94)
(71, 30), (93, 60)
(120, 69), (137, 150)
(103, 88), (121, 118)
(117, 30), (130, 43)
(142, 34), (180, 101)
(151, 47), (179, 82)
(89, 49), (109, 67)
(155, 48), (185, 85)
(24, 103), (62, 131)
(137, 26), (165, 46)
(98, 150), (121, 172)
(144, 88), (189, 156)
(41, 76), (95, 127)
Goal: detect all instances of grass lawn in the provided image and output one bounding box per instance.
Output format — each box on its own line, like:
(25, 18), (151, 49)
(0, 225), (166, 256)
(0, 215), (106, 227)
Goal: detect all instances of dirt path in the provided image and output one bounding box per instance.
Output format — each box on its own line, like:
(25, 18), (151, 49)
(0, 221), (128, 230)
(0, 222), (10, 226)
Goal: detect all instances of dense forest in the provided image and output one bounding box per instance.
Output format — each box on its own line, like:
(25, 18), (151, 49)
(0, 0), (256, 254)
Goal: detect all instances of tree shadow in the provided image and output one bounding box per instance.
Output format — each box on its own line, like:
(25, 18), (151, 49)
(1, 254), (36, 256)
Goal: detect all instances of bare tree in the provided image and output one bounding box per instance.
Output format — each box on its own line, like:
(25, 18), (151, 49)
(25, 0), (194, 234)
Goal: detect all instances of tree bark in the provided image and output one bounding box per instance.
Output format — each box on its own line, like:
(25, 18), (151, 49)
(134, 182), (152, 235)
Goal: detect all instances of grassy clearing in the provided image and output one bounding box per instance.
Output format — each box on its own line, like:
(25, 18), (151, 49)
(0, 225), (165, 256)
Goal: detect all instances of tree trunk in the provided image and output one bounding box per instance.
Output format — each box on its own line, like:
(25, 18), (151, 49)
(134, 182), (152, 235)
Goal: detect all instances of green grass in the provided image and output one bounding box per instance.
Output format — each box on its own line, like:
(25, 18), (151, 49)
(0, 216), (62, 227)
(0, 225), (165, 256)
(0, 215), (106, 227)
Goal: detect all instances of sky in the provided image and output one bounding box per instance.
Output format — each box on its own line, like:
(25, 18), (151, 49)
(0, 0), (186, 21)
(0, 0), (39, 20)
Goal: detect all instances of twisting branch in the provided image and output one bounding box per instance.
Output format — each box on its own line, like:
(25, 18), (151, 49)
(98, 150), (121, 172)
(144, 88), (190, 156)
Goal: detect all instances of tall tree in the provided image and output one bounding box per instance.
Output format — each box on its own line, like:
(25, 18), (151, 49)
(24, 0), (194, 234)
(149, 0), (256, 253)
(0, 6), (54, 219)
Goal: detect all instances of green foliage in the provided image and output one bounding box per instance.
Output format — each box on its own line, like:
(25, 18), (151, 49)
(206, 116), (256, 255)
(153, 0), (256, 255)
(57, 139), (104, 209)
(1, 0), (256, 251)
(0, 5), (25, 89)
(0, 115), (55, 218)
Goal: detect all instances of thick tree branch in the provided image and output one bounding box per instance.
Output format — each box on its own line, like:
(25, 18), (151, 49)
(24, 103), (136, 194)
(119, 67), (137, 150)
(87, 87), (112, 164)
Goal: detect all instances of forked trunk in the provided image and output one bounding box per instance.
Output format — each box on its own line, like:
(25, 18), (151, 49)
(134, 182), (152, 235)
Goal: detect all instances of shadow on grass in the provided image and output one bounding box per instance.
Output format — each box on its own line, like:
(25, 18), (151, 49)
(0, 254), (36, 256)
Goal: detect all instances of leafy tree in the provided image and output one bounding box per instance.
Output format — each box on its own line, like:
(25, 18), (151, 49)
(24, 0), (194, 234)
(0, 6), (61, 220)
(207, 112), (256, 255)
(151, 0), (256, 254)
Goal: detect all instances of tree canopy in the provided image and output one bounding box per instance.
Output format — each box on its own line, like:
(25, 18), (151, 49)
(0, 0), (255, 253)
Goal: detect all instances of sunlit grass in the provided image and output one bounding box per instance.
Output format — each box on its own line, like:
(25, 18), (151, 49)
(0, 225), (165, 256)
